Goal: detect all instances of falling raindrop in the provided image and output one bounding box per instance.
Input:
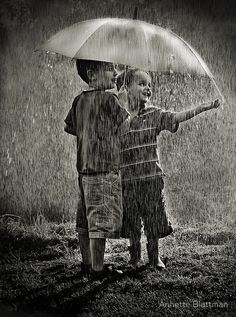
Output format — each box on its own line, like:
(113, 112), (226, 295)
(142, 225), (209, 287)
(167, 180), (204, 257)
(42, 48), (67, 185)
(12, 132), (16, 143)
(6, 149), (12, 164)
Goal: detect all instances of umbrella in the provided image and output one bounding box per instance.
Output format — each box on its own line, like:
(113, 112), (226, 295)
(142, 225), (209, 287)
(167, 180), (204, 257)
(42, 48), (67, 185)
(39, 17), (224, 101)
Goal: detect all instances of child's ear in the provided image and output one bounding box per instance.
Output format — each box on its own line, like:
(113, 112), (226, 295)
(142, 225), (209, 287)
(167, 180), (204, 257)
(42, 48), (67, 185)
(87, 69), (97, 82)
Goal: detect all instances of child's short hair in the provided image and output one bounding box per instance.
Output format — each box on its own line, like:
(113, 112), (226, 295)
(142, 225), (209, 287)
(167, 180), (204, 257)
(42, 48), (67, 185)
(76, 59), (110, 84)
(116, 68), (150, 91)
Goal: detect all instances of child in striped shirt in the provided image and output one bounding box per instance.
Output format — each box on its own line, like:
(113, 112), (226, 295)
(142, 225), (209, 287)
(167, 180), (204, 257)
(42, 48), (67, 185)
(117, 68), (220, 269)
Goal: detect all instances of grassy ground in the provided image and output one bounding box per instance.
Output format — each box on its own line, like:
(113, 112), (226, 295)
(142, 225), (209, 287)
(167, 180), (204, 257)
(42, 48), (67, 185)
(0, 217), (235, 317)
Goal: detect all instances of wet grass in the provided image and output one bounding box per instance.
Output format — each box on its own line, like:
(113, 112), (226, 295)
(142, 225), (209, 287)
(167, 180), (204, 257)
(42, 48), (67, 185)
(0, 219), (235, 317)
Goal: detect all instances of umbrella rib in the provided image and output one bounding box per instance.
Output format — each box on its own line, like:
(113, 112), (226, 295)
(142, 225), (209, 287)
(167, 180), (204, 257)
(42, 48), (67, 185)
(168, 30), (226, 102)
(169, 30), (213, 78)
(73, 19), (112, 59)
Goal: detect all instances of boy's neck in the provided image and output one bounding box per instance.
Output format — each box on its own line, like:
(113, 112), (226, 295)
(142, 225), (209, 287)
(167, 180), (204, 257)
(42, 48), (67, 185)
(88, 81), (106, 90)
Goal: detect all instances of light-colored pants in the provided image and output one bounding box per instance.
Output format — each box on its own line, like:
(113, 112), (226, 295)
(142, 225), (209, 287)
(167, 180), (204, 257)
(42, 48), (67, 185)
(76, 172), (123, 239)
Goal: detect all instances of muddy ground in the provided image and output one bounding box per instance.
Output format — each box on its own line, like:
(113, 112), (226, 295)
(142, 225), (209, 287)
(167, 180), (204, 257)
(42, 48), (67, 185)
(0, 220), (235, 317)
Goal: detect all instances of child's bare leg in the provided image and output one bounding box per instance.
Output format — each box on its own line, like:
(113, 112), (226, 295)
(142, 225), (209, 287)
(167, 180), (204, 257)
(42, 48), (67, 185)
(146, 237), (165, 269)
(90, 238), (106, 271)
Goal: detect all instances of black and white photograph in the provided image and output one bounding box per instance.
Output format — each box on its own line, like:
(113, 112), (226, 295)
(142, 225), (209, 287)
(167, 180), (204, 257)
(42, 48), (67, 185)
(0, 0), (235, 316)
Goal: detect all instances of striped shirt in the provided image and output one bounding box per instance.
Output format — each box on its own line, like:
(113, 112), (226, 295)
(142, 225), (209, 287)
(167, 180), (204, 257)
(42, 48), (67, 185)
(120, 105), (179, 181)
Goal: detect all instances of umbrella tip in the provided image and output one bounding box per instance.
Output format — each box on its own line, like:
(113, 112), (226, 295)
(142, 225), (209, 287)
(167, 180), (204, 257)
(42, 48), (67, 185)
(133, 7), (139, 20)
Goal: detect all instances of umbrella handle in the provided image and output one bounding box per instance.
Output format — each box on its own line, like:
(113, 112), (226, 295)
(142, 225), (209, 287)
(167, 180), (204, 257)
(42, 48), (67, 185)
(122, 65), (128, 87)
(133, 7), (139, 20)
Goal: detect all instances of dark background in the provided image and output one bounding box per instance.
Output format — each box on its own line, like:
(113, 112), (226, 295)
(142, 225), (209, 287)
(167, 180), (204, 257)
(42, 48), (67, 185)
(0, 0), (235, 225)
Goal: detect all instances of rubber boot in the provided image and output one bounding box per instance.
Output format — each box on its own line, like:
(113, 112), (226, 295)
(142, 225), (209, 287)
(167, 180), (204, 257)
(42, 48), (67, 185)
(146, 239), (165, 270)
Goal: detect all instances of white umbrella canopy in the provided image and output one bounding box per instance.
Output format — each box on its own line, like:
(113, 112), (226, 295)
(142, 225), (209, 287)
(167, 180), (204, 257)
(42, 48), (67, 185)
(39, 18), (224, 101)
(40, 18), (211, 75)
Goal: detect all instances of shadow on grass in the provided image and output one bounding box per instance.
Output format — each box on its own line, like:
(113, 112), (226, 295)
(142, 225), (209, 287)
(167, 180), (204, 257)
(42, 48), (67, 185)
(1, 220), (236, 317)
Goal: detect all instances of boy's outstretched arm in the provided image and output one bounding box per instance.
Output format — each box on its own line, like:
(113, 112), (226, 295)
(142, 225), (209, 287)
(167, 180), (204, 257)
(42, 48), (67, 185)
(174, 99), (220, 123)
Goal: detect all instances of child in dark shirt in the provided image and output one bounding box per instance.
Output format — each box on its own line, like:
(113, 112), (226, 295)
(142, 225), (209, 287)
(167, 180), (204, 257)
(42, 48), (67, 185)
(64, 59), (128, 279)
(117, 68), (220, 269)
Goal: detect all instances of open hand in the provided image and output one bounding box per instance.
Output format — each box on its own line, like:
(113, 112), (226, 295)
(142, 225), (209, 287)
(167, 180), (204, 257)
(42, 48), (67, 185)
(211, 99), (220, 109)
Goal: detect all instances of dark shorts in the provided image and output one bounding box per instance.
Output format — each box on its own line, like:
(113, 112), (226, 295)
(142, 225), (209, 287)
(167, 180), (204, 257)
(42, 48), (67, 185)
(76, 172), (123, 239)
(121, 176), (173, 239)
